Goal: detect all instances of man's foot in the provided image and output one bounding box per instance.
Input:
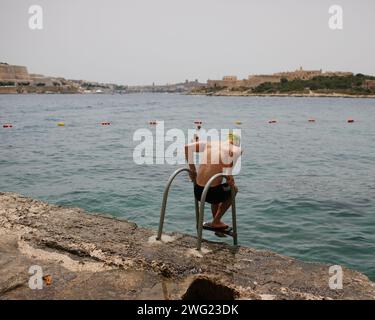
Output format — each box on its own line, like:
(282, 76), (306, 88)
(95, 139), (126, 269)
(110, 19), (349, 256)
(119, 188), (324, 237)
(211, 220), (229, 229)
(203, 221), (229, 230)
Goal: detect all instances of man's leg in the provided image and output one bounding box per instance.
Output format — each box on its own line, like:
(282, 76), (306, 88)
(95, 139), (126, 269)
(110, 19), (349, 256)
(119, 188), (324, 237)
(211, 198), (231, 228)
(211, 186), (238, 228)
(211, 203), (219, 219)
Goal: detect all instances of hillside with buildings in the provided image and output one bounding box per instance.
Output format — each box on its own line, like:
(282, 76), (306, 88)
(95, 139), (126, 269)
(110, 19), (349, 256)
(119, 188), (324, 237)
(194, 67), (375, 97)
(0, 62), (205, 94)
(0, 62), (80, 94)
(0, 62), (130, 94)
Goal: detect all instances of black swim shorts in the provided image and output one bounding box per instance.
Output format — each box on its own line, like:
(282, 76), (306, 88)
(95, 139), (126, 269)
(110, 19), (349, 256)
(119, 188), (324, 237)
(194, 183), (232, 204)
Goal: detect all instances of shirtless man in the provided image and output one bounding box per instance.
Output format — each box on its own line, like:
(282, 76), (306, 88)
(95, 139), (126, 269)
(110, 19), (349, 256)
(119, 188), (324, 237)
(184, 133), (242, 230)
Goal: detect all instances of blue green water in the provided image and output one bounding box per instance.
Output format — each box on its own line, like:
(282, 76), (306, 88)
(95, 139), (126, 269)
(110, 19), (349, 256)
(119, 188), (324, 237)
(0, 93), (374, 280)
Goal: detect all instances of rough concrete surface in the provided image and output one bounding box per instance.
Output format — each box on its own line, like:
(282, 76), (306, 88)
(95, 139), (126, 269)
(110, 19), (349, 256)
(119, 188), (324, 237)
(0, 192), (374, 300)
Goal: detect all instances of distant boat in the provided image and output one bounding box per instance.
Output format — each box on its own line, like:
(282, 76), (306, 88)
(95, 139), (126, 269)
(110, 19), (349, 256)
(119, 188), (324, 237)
(95, 89), (103, 94)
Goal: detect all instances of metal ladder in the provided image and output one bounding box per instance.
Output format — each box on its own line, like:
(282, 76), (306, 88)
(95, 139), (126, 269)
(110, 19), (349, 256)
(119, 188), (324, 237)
(156, 167), (238, 250)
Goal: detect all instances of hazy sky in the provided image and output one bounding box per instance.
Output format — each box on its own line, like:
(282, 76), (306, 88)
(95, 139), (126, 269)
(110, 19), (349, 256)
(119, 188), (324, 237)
(0, 0), (374, 85)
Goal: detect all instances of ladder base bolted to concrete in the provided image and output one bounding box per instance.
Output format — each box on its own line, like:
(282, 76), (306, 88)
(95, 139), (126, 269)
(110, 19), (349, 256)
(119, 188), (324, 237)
(156, 168), (238, 251)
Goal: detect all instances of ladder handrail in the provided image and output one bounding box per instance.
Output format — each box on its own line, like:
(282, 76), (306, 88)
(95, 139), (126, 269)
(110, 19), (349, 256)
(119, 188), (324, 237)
(157, 168), (238, 252)
(196, 173), (238, 250)
(156, 167), (197, 240)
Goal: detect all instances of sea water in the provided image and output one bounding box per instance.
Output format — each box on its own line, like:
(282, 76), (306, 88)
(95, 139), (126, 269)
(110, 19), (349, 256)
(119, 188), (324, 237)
(0, 93), (374, 280)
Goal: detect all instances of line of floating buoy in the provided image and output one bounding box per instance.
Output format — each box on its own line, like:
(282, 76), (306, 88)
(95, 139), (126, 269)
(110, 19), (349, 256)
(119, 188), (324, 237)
(194, 120), (203, 130)
(2, 119), (358, 129)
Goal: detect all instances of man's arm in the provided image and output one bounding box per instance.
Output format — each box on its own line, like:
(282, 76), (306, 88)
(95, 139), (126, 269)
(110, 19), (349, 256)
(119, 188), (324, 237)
(184, 141), (206, 181)
(223, 148), (243, 187)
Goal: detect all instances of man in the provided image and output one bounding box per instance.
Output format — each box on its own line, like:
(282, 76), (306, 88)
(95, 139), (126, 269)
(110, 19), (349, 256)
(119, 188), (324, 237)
(185, 133), (242, 231)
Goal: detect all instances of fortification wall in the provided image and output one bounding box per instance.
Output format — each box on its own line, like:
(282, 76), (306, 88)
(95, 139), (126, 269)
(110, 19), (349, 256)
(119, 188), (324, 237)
(207, 79), (249, 88)
(247, 75), (281, 87)
(207, 75), (282, 89)
(0, 64), (30, 81)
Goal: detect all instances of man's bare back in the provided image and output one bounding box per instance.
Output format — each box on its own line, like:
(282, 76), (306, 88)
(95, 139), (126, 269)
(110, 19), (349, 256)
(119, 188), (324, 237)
(196, 140), (241, 187)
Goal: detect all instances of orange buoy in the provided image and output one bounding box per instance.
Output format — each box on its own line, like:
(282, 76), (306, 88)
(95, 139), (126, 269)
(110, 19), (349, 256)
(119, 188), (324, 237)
(3, 123), (13, 128)
(268, 119), (277, 124)
(43, 274), (53, 286)
(308, 118), (316, 123)
(347, 119), (354, 123)
(101, 122), (111, 126)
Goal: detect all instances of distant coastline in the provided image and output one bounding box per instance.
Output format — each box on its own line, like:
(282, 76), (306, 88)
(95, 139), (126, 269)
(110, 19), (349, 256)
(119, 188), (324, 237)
(2, 62), (375, 97)
(188, 91), (375, 99)
(0, 62), (204, 95)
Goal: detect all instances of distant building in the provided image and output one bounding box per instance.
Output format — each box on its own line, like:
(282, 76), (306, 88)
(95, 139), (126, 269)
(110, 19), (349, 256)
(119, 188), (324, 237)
(222, 76), (237, 81)
(273, 67), (323, 80)
(207, 76), (247, 88)
(364, 80), (375, 90)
